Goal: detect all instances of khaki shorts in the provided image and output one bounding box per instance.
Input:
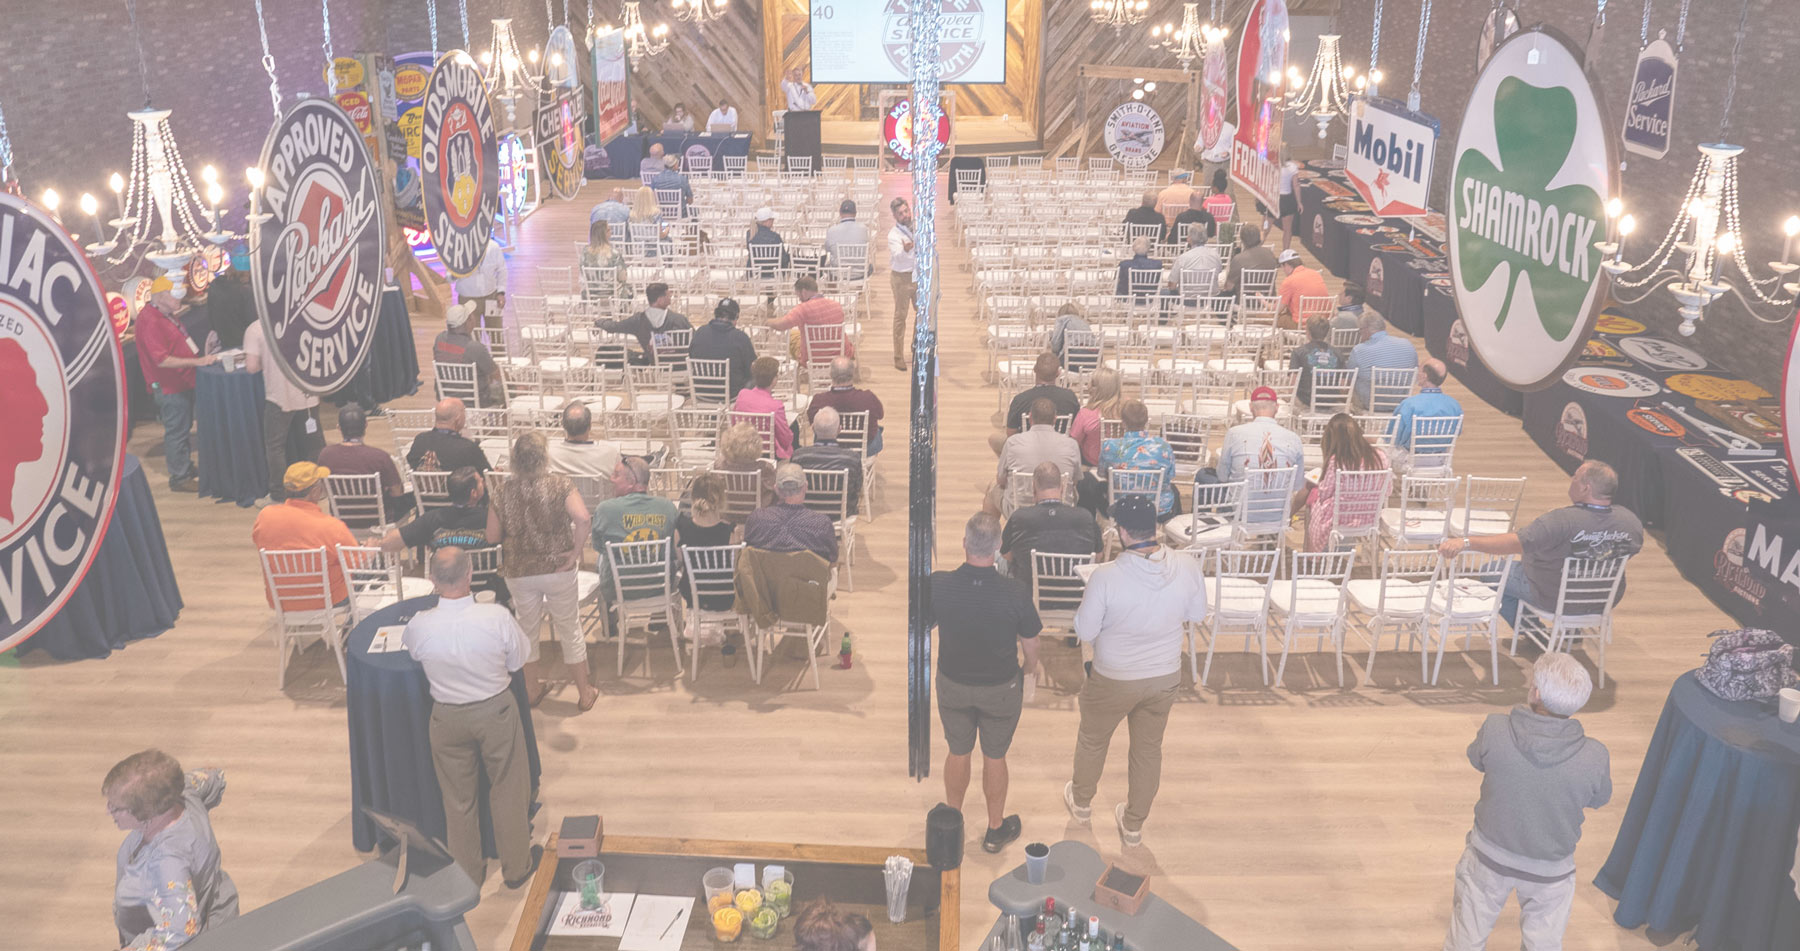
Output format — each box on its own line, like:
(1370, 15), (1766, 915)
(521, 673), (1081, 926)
(937, 673), (1024, 759)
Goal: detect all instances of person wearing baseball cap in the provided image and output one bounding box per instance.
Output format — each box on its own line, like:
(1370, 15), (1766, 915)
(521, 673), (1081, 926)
(744, 462), (838, 564)
(1063, 494), (1208, 848)
(433, 301), (503, 405)
(748, 207), (789, 279)
(1156, 169), (1196, 227)
(135, 274), (221, 491)
(1275, 247), (1328, 330)
(251, 461), (358, 608)
(1199, 385), (1303, 487)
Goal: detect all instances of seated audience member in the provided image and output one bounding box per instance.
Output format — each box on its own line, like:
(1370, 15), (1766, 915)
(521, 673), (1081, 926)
(790, 407), (864, 517)
(745, 463), (839, 564)
(991, 398), (1082, 516)
(1347, 311), (1419, 409)
(747, 207), (790, 275)
(648, 154), (692, 208)
(994, 352), (1081, 455)
(1202, 168), (1235, 221)
(792, 899), (875, 951)
(628, 186), (667, 247)
(1097, 399), (1179, 521)
(596, 282), (690, 365)
(1069, 367), (1124, 469)
(732, 356), (794, 459)
(1169, 223), (1221, 295)
(316, 404), (411, 520)
(638, 142), (666, 182)
(769, 275), (849, 364)
(1047, 303), (1093, 361)
(1441, 652), (1610, 951)
(1123, 190), (1165, 230)
(1206, 386), (1304, 483)
(807, 357), (886, 455)
(592, 456), (679, 551)
(1390, 359), (1463, 471)
(1275, 248), (1329, 329)
(1334, 281), (1368, 330)
(580, 218), (630, 301)
(690, 298), (757, 398)
(1001, 461), (1102, 578)
(381, 467), (489, 553)
(589, 187), (630, 226)
(1165, 189), (1217, 245)
(407, 398), (493, 473)
(1220, 224), (1277, 295)
(662, 102), (695, 132)
(1439, 460), (1643, 626)
(676, 473), (735, 611)
(715, 422), (777, 508)
(822, 200), (872, 276)
(1289, 315), (1344, 406)
(251, 462), (357, 607)
(1156, 169), (1195, 223)
(104, 750), (239, 951)
(547, 402), (622, 480)
(1302, 413), (1389, 551)
(1114, 236), (1163, 299)
(433, 301), (503, 405)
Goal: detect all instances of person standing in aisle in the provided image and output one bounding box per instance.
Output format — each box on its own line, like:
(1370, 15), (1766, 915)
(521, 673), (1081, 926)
(135, 277), (221, 491)
(243, 318), (322, 502)
(453, 236), (508, 332)
(888, 197), (918, 371)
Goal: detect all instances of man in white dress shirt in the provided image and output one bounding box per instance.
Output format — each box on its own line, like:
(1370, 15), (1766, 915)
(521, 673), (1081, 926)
(404, 547), (541, 889)
(888, 197), (918, 371)
(706, 98), (739, 133)
(452, 236), (508, 332)
(781, 67), (817, 112)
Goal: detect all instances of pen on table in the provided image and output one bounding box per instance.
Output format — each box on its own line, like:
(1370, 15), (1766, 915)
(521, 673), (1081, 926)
(659, 908), (683, 939)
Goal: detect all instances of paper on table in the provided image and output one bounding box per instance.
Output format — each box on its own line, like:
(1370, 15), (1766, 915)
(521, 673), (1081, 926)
(366, 625), (407, 654)
(619, 894), (694, 951)
(547, 891), (636, 937)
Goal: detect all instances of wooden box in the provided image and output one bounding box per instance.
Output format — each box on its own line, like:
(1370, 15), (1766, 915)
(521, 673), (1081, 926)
(556, 815), (603, 858)
(1092, 862), (1151, 916)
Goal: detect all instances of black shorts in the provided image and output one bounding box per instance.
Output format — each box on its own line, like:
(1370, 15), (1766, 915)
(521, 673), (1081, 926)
(1279, 192), (1299, 218)
(937, 673), (1025, 759)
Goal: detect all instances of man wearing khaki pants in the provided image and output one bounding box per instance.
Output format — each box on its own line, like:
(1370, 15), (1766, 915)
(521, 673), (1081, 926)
(887, 197), (918, 371)
(403, 547), (543, 888)
(1062, 498), (1209, 847)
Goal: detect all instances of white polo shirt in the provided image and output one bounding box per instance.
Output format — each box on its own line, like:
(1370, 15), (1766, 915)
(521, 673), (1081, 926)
(402, 595), (529, 704)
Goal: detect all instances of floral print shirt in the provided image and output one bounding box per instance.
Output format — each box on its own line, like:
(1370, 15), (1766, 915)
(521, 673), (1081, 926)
(115, 770), (238, 950)
(1100, 431), (1178, 515)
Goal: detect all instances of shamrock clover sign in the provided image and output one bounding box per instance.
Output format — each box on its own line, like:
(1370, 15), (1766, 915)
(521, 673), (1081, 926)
(1453, 76), (1605, 342)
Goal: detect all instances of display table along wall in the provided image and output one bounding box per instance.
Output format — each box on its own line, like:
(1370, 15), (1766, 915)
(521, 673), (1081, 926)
(984, 840), (1238, 950)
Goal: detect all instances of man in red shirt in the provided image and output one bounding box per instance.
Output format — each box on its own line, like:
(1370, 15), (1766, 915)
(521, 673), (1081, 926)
(134, 277), (221, 490)
(766, 275), (850, 365)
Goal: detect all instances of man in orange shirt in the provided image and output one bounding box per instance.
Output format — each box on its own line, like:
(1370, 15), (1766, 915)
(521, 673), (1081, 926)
(251, 462), (357, 609)
(767, 275), (852, 364)
(1275, 248), (1329, 330)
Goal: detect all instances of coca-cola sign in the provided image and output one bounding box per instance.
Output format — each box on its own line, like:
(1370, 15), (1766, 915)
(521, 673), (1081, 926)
(251, 97), (386, 394)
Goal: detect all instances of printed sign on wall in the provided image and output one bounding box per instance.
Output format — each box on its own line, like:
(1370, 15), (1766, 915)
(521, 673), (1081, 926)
(1448, 28), (1615, 391)
(0, 194), (127, 653)
(251, 97), (386, 395)
(1199, 38), (1230, 153)
(1104, 102), (1166, 168)
(1621, 36), (1678, 160)
(1344, 97), (1439, 218)
(421, 50), (500, 278)
(1231, 0), (1288, 214)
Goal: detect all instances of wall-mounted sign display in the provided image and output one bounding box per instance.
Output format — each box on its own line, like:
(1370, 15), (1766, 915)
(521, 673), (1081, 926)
(1448, 28), (1615, 391)
(1231, 0), (1288, 214)
(537, 84), (588, 201)
(335, 90), (374, 136)
(882, 98), (951, 169)
(420, 50), (499, 278)
(1621, 36), (1678, 160)
(1344, 97), (1439, 218)
(1104, 102), (1165, 168)
(326, 57), (365, 91)
(1199, 39), (1230, 153)
(250, 97), (385, 395)
(0, 193), (128, 653)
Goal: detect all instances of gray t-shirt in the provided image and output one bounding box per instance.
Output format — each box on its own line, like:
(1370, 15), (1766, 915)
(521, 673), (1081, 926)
(1516, 504), (1644, 605)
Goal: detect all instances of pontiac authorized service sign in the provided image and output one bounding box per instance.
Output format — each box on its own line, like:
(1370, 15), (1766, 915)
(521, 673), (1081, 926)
(0, 193), (127, 652)
(421, 50), (500, 278)
(1448, 29), (1615, 391)
(252, 97), (386, 394)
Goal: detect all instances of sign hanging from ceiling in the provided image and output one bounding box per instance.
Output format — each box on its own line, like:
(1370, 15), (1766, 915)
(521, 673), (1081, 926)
(537, 26), (588, 202)
(1230, 0), (1288, 214)
(1784, 322), (1800, 475)
(591, 29), (631, 144)
(0, 193), (128, 654)
(882, 98), (951, 169)
(1621, 35), (1678, 160)
(1104, 102), (1165, 168)
(1448, 28), (1616, 391)
(1199, 38), (1230, 153)
(421, 50), (500, 278)
(251, 97), (386, 395)
(1344, 97), (1439, 218)
(1477, 4), (1520, 72)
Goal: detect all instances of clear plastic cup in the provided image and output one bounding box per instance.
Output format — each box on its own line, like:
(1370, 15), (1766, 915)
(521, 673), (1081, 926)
(572, 859), (606, 910)
(704, 866), (737, 916)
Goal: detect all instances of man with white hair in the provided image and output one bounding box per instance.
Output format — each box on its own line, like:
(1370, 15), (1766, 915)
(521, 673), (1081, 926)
(745, 463), (838, 563)
(648, 153), (692, 209)
(589, 187), (630, 226)
(822, 200), (871, 276)
(1206, 386), (1303, 483)
(1123, 189), (1165, 230)
(1347, 310), (1418, 408)
(638, 142), (666, 183)
(1114, 236), (1163, 300)
(808, 357), (885, 455)
(433, 302), (503, 404)
(1442, 652), (1610, 951)
(789, 407), (864, 516)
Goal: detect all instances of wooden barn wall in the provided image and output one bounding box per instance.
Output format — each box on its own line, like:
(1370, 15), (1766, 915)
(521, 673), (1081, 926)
(762, 0), (1040, 127)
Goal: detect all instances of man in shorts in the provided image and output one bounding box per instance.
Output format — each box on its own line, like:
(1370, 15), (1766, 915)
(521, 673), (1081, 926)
(929, 512), (1042, 852)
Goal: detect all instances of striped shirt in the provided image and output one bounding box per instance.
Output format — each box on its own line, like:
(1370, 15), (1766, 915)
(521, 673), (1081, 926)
(1347, 331), (1419, 407)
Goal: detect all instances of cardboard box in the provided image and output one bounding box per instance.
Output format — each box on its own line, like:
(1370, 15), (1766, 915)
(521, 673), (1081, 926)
(1092, 862), (1150, 916)
(557, 815), (603, 858)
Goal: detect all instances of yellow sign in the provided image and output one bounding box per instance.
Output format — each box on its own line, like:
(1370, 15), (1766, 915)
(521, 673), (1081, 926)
(394, 64), (430, 101)
(399, 107), (425, 159)
(1664, 374), (1772, 402)
(326, 57), (365, 90)
(1595, 313), (1647, 335)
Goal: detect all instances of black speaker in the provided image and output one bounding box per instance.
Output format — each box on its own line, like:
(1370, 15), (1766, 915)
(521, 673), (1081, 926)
(783, 109), (823, 171)
(926, 803), (963, 870)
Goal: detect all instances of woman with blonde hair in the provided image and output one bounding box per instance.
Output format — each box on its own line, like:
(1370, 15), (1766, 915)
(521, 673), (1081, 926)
(1303, 412), (1388, 551)
(714, 422), (776, 513)
(486, 431), (597, 710)
(676, 472), (735, 610)
(1070, 366), (1124, 467)
(580, 217), (629, 302)
(629, 185), (667, 257)
(105, 749), (239, 949)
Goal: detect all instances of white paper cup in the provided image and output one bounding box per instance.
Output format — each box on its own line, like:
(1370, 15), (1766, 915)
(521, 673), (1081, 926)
(1778, 687), (1800, 724)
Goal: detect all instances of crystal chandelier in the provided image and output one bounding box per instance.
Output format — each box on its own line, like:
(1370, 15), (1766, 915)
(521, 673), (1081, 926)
(101, 107), (231, 283)
(482, 18), (539, 126)
(671, 0), (727, 28)
(622, 2), (670, 69)
(1150, 3), (1204, 69)
(1282, 34), (1357, 139)
(1090, 0), (1148, 31)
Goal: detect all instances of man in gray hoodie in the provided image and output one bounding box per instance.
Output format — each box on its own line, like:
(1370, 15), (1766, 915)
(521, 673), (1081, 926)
(1444, 651), (1611, 950)
(596, 282), (691, 365)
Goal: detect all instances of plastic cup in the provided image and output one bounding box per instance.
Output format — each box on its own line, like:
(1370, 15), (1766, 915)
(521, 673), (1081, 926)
(713, 905), (743, 942)
(1023, 842), (1049, 885)
(704, 866), (736, 913)
(1779, 687), (1800, 724)
(763, 870), (795, 918)
(572, 859), (605, 910)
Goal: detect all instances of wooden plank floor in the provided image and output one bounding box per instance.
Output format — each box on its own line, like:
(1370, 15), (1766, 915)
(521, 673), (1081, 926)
(1, 174), (1729, 951)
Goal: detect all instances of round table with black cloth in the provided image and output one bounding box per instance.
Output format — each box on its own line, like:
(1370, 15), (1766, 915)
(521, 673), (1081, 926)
(195, 364), (268, 507)
(345, 595), (542, 856)
(329, 287), (421, 409)
(19, 455), (183, 661)
(1596, 671), (1800, 950)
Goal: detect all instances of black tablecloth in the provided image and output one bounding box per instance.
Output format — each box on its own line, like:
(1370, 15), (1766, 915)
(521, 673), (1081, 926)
(195, 364), (267, 507)
(595, 132), (753, 179)
(331, 288), (419, 407)
(1596, 672), (1800, 950)
(19, 455), (183, 660)
(1422, 286), (1526, 417)
(345, 595), (542, 855)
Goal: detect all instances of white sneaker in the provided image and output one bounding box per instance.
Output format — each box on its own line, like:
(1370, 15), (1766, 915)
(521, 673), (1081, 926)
(1063, 781), (1091, 824)
(1114, 803), (1142, 847)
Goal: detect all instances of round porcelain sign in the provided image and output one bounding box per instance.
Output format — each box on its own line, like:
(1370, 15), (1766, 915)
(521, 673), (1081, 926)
(1104, 102), (1165, 168)
(1448, 29), (1615, 391)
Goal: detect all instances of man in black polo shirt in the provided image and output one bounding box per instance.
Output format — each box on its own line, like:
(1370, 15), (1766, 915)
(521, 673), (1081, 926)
(406, 398), (493, 473)
(1001, 462), (1102, 577)
(930, 512), (1042, 853)
(990, 352), (1081, 455)
(377, 467), (507, 604)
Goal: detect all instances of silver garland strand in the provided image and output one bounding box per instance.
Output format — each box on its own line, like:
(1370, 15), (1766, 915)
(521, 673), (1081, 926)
(1717, 0), (1748, 142)
(0, 96), (14, 181)
(1639, 0), (1652, 47)
(1675, 0), (1692, 50)
(459, 0), (470, 48)
(253, 0), (283, 118)
(322, 0), (336, 96)
(1369, 0), (1382, 92)
(126, 0), (153, 106)
(1408, 0), (1431, 110)
(429, 0), (438, 58)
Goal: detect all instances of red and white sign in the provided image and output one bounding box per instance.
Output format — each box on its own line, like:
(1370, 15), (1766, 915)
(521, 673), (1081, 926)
(1784, 319), (1800, 474)
(1230, 0), (1288, 213)
(1344, 97), (1439, 218)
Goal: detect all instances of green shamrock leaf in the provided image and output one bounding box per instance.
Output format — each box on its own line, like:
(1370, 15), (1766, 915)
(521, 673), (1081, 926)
(1454, 76), (1605, 341)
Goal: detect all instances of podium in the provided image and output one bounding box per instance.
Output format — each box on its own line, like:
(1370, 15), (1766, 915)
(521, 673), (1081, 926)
(783, 109), (823, 171)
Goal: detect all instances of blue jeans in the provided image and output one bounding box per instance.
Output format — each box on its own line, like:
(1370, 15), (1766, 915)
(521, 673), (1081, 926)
(154, 389), (197, 485)
(868, 427), (884, 456)
(1499, 569), (1535, 630)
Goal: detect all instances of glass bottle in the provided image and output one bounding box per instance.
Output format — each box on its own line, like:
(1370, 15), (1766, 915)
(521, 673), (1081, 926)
(1027, 920), (1047, 951)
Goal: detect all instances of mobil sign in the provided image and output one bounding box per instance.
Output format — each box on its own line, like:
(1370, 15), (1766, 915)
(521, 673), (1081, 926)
(1345, 96), (1439, 218)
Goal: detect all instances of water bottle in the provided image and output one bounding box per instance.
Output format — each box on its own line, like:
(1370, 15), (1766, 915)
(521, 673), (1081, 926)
(1004, 914), (1024, 951)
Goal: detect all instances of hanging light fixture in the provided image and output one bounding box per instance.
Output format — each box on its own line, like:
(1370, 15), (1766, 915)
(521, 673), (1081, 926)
(1151, 3), (1205, 69)
(483, 17), (540, 125)
(671, 0), (727, 28)
(621, 2), (670, 69)
(1281, 34), (1356, 138)
(1090, 0), (1148, 31)
(105, 107), (228, 282)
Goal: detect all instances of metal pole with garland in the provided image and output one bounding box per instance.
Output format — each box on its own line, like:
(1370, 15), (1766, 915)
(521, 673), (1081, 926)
(906, 0), (943, 781)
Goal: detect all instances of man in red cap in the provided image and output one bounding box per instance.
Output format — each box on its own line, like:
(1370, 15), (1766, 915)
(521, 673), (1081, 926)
(1205, 385), (1303, 484)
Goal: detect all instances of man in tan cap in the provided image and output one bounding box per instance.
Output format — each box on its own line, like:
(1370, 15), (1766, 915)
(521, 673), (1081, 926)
(250, 462), (358, 608)
(433, 302), (503, 405)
